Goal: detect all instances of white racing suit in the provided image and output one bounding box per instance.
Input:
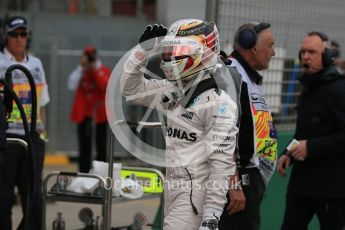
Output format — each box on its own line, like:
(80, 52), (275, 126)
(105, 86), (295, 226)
(121, 46), (238, 230)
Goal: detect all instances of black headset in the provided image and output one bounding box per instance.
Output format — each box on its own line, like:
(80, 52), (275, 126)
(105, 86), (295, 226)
(237, 22), (271, 49)
(299, 31), (333, 68)
(0, 16), (7, 51)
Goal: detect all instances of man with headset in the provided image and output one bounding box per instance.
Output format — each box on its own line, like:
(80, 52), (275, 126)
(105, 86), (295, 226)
(278, 32), (345, 230)
(219, 22), (277, 230)
(0, 16), (49, 230)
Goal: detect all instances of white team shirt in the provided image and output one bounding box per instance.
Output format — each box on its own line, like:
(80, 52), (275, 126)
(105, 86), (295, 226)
(0, 48), (50, 135)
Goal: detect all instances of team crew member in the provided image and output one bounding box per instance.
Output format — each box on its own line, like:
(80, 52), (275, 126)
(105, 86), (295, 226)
(278, 31), (345, 230)
(121, 19), (238, 229)
(0, 16), (50, 230)
(219, 22), (277, 230)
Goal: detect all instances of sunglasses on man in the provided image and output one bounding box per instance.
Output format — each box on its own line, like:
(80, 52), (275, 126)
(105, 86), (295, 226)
(7, 31), (28, 38)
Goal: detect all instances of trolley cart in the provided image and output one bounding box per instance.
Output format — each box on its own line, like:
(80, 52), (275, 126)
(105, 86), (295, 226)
(42, 120), (164, 229)
(42, 166), (164, 229)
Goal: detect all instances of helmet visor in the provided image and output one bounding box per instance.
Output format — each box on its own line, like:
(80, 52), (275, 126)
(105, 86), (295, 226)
(160, 36), (203, 60)
(161, 45), (201, 60)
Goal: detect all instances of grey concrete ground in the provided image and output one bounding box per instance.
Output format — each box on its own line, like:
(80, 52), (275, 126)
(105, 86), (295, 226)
(12, 163), (161, 230)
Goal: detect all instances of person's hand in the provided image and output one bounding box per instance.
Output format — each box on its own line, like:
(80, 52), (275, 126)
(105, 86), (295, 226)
(199, 207), (221, 230)
(288, 140), (307, 161)
(277, 154), (291, 177)
(226, 189), (246, 215)
(38, 129), (49, 142)
(199, 218), (219, 230)
(139, 24), (167, 50)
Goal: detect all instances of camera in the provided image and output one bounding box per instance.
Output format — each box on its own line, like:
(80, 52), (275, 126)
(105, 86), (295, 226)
(86, 53), (96, 63)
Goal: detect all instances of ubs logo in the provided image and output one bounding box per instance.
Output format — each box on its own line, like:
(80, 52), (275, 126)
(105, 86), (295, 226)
(181, 111), (194, 120)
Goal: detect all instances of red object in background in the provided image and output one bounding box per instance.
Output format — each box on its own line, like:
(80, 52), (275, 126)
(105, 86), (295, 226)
(84, 46), (97, 56)
(68, 0), (79, 15)
(70, 65), (111, 124)
(112, 0), (136, 16)
(112, 0), (156, 20)
(143, 0), (155, 21)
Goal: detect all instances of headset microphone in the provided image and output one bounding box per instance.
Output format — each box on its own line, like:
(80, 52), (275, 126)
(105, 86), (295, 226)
(302, 63), (310, 68)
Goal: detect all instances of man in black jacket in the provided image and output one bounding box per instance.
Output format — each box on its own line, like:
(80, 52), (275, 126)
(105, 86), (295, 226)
(278, 31), (345, 230)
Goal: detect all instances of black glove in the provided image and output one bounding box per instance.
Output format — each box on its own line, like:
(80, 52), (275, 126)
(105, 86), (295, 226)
(139, 24), (167, 50)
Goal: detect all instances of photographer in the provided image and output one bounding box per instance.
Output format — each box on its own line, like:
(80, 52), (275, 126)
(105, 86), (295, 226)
(67, 46), (110, 173)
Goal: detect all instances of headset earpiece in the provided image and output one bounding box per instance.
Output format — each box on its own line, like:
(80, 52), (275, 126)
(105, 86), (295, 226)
(237, 22), (271, 50)
(26, 30), (31, 49)
(298, 50), (302, 62)
(312, 31), (333, 67)
(322, 47), (333, 67)
(238, 29), (257, 49)
(0, 18), (6, 51)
